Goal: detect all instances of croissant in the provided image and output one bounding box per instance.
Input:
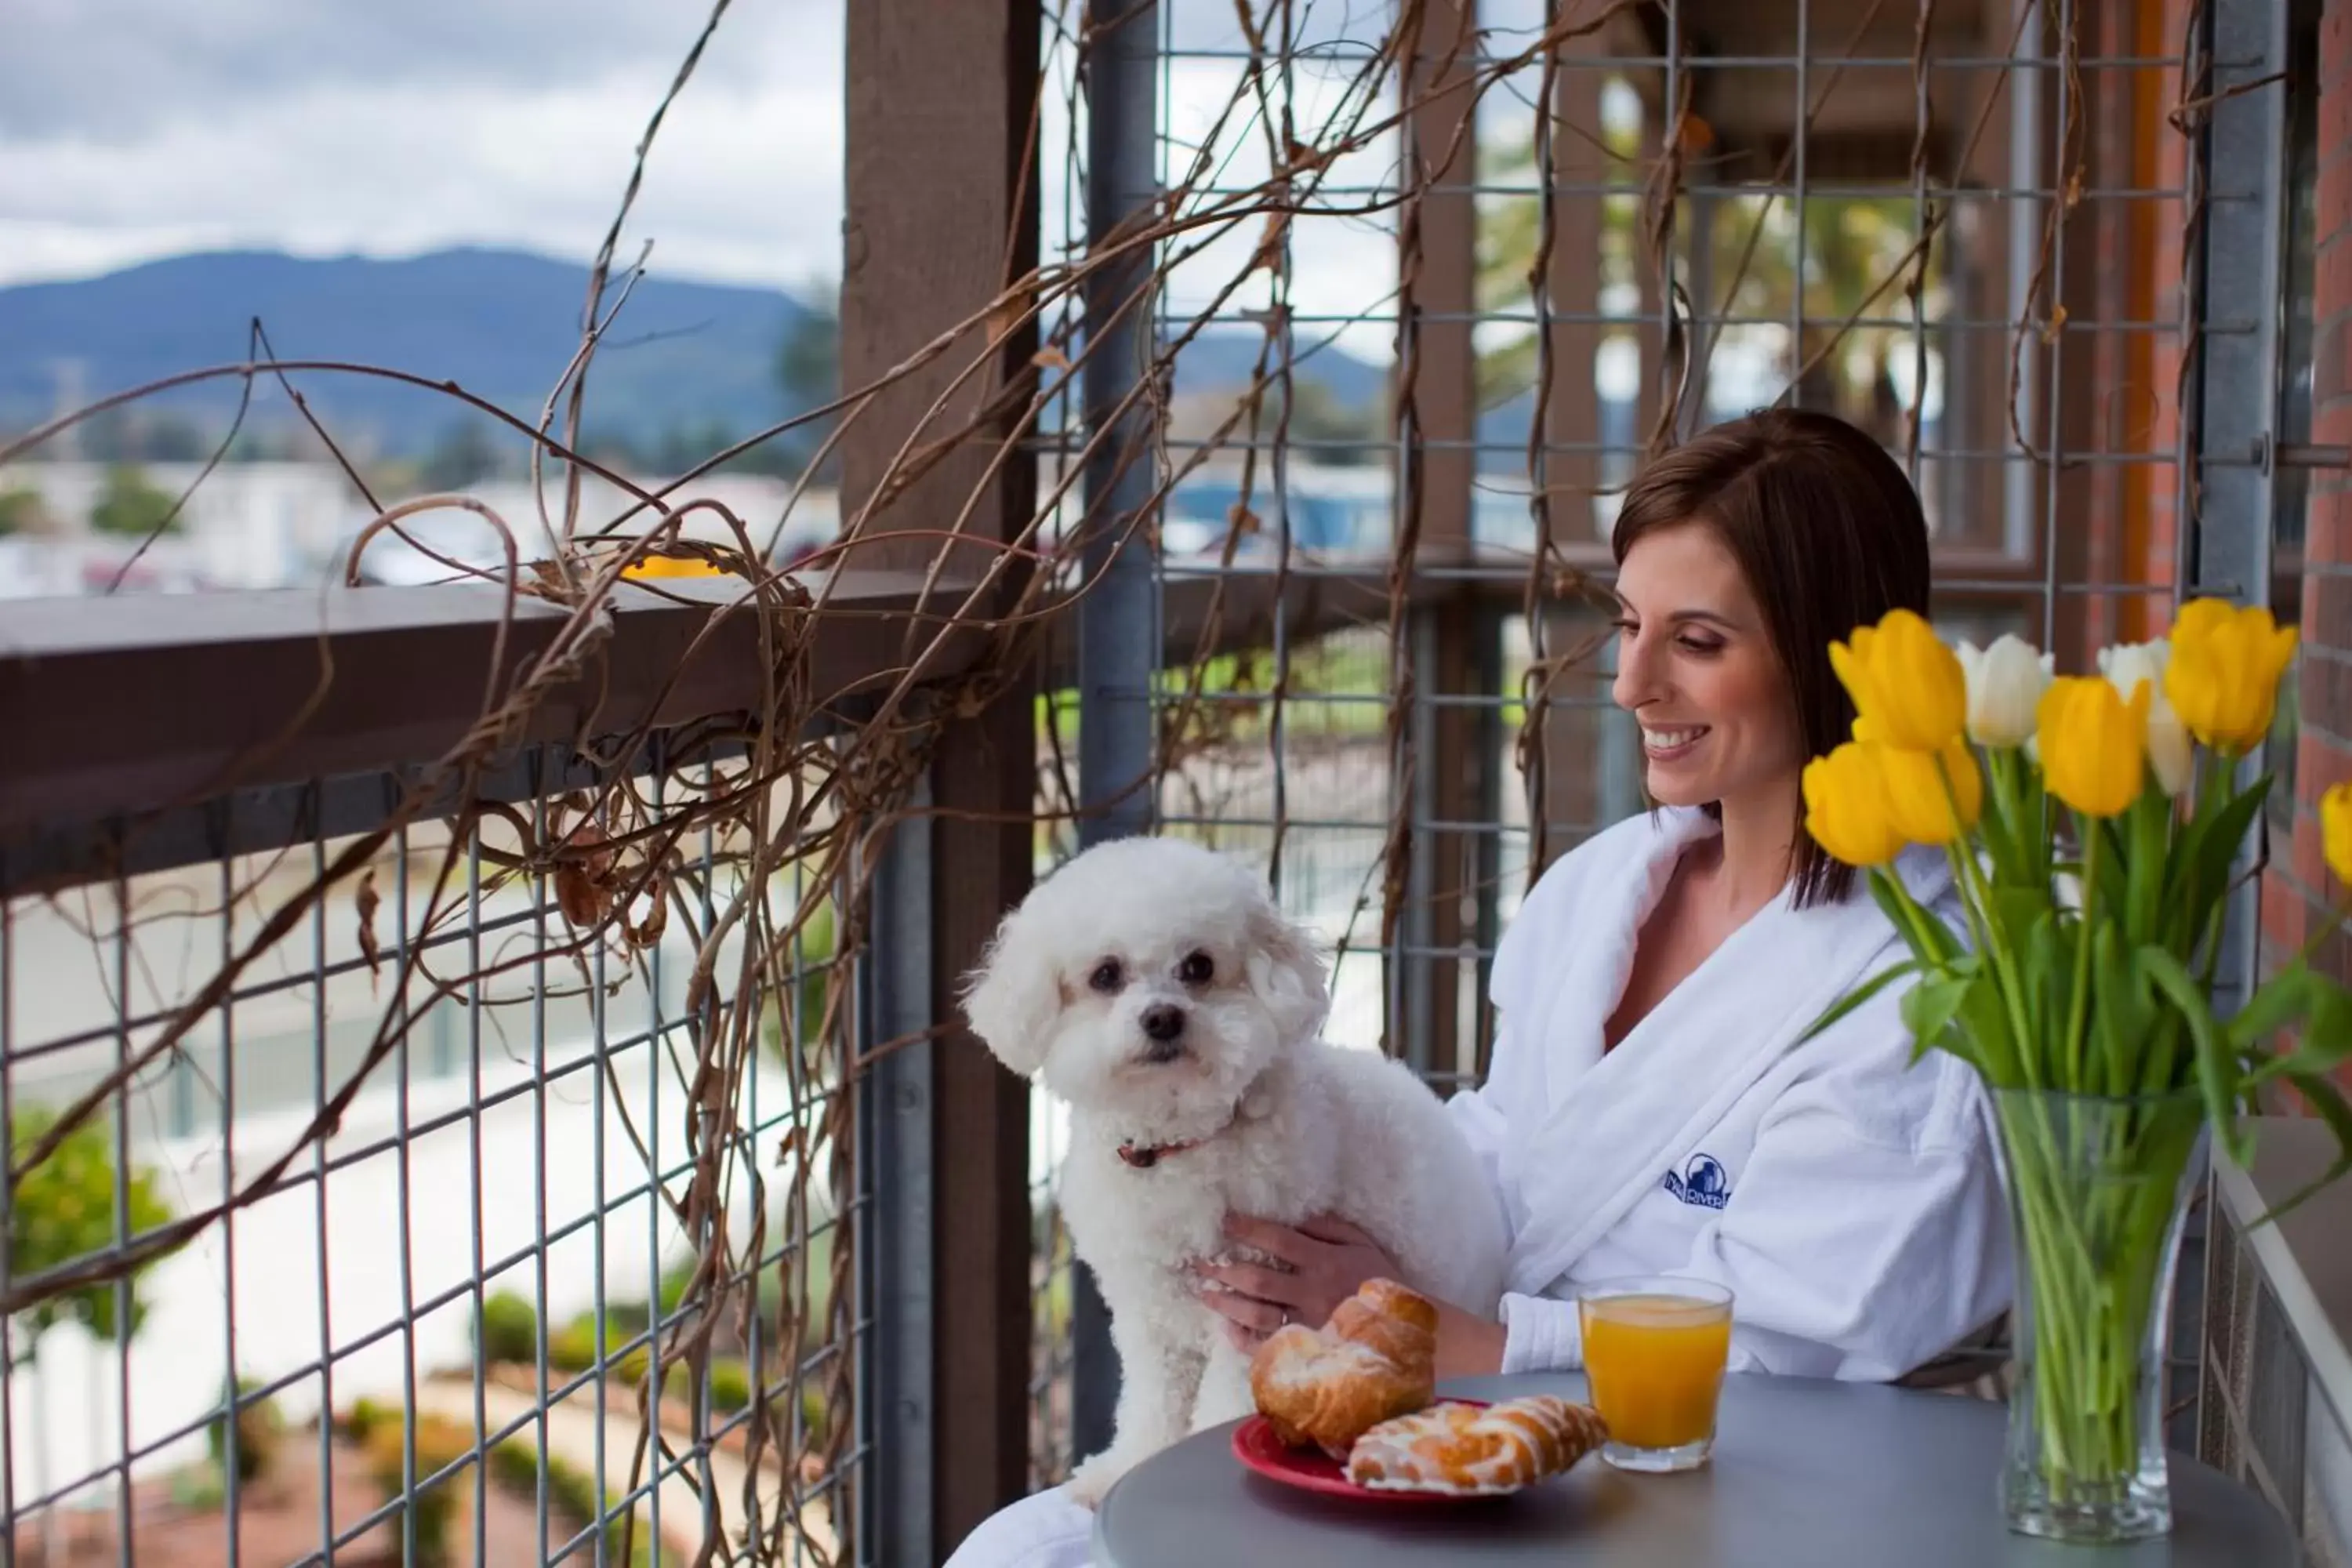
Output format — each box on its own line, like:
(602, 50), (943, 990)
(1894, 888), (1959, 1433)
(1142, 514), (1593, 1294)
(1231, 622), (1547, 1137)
(1248, 1278), (1437, 1458)
(1345, 1395), (1609, 1496)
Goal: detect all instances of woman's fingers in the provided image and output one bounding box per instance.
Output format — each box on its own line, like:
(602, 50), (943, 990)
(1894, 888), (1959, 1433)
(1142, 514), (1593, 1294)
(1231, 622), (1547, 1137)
(1220, 1214), (1324, 1267)
(1298, 1213), (1378, 1248)
(1196, 1258), (1304, 1306)
(1196, 1279), (1290, 1335)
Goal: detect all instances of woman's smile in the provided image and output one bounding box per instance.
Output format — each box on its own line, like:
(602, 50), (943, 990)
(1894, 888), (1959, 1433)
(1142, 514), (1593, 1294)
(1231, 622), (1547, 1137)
(1640, 725), (1711, 764)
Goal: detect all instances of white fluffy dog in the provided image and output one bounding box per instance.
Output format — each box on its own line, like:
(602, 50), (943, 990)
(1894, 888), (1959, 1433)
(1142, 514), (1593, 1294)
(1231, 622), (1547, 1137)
(963, 836), (1509, 1506)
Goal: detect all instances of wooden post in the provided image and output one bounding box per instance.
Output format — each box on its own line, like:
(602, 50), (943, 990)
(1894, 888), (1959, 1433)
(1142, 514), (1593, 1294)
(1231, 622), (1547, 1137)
(841, 0), (1039, 1553)
(1397, 0), (1487, 1082)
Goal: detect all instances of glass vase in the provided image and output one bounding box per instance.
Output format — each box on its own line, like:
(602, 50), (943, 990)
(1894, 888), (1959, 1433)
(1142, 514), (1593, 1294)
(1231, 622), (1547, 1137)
(1989, 1087), (2209, 1544)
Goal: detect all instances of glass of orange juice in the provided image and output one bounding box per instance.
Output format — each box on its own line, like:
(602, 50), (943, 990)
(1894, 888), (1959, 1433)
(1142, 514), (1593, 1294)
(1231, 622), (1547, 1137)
(1578, 1276), (1734, 1472)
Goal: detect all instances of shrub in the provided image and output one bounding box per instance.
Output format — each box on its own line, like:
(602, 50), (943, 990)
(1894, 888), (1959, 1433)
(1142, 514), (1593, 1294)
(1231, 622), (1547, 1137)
(87, 463), (182, 538)
(363, 1413), (474, 1568)
(660, 1356), (754, 1414)
(207, 1374), (285, 1485)
(548, 1316), (598, 1374)
(800, 1385), (831, 1446)
(709, 1359), (753, 1414)
(474, 1290), (539, 1366)
(487, 1436), (541, 1493)
(488, 1436), (677, 1568)
(9, 1109), (176, 1349)
(344, 1396), (394, 1444)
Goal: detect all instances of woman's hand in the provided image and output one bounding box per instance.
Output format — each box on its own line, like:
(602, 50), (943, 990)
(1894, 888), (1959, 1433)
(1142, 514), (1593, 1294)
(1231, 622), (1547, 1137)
(1194, 1214), (1403, 1353)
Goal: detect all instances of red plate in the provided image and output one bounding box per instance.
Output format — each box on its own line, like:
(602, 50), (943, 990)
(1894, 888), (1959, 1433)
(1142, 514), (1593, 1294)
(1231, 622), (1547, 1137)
(1230, 1399), (1495, 1504)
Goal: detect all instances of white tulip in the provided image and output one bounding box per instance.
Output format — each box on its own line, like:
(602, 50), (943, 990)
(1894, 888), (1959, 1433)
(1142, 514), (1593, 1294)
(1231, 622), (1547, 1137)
(1954, 634), (2053, 748)
(2096, 639), (2193, 797)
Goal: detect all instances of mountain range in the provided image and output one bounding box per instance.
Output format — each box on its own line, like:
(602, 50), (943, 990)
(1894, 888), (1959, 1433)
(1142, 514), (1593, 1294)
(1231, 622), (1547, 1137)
(0, 247), (1390, 462)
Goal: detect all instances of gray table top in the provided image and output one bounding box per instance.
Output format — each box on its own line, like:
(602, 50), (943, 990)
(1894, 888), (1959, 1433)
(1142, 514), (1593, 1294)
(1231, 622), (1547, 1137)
(1093, 1372), (2296, 1566)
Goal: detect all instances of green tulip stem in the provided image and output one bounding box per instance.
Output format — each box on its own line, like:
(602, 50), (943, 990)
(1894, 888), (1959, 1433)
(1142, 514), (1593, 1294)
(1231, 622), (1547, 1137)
(1995, 1091), (2202, 1513)
(2063, 812), (2100, 1087)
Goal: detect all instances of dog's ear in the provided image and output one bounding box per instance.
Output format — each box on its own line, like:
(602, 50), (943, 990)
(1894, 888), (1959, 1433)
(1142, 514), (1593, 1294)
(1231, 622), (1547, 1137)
(1244, 895), (1330, 1044)
(960, 906), (1061, 1078)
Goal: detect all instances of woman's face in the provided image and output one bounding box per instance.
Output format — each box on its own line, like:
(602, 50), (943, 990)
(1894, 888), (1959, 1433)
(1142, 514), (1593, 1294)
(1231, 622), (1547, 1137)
(1610, 521), (1805, 812)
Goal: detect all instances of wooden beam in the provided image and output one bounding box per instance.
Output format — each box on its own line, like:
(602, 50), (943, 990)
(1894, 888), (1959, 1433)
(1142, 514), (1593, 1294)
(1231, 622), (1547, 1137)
(1396, 0), (1486, 1077)
(841, 0), (1040, 1552)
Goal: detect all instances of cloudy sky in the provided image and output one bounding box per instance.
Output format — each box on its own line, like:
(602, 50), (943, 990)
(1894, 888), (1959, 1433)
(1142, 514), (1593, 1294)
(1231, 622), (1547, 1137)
(0, 0), (852, 290)
(2, 1), (1590, 364)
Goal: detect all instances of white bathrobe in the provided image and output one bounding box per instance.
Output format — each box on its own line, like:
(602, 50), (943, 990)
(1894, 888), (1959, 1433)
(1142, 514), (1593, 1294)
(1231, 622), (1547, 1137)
(946, 806), (2013, 1568)
(1457, 804), (2012, 1381)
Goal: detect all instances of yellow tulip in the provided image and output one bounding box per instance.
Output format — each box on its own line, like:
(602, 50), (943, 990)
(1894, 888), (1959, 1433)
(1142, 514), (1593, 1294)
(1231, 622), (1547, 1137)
(2323, 783), (2352, 888)
(1802, 742), (1907, 868)
(2036, 676), (2149, 818)
(1877, 739), (1984, 846)
(1829, 608), (1968, 753)
(2163, 597), (2298, 753)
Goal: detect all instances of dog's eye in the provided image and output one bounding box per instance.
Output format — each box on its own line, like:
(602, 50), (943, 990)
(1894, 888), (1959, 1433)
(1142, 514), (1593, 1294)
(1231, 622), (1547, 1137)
(1178, 951), (1214, 985)
(1087, 959), (1123, 993)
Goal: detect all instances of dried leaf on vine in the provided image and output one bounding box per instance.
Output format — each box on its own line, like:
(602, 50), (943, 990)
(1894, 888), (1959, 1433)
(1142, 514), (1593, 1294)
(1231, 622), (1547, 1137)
(356, 869), (383, 989)
(554, 819), (615, 927)
(1251, 210), (1291, 274)
(626, 873), (669, 950)
(2041, 305), (2070, 344)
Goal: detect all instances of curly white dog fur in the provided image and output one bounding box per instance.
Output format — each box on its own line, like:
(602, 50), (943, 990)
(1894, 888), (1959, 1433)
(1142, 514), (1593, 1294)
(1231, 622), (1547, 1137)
(962, 837), (1509, 1508)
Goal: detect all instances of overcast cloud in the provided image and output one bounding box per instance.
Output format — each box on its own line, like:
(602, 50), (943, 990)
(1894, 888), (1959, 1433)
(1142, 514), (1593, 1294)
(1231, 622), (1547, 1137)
(0, 0), (847, 289)
(2, 0), (1413, 359)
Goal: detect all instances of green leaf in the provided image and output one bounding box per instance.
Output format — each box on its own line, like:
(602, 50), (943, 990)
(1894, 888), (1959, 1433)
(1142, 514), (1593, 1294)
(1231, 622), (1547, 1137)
(1868, 869), (1958, 964)
(1797, 958), (1923, 1046)
(1899, 971), (1976, 1065)
(2139, 945), (2252, 1167)
(2227, 965), (2316, 1054)
(2244, 1072), (2352, 1228)
(2246, 975), (2352, 1085)
(2091, 923), (2159, 1098)
(2178, 778), (2270, 924)
(2122, 786), (2171, 945)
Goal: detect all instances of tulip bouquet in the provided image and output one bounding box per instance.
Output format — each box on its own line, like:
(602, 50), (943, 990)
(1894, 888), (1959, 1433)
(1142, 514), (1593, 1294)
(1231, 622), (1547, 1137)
(1799, 599), (2352, 1543)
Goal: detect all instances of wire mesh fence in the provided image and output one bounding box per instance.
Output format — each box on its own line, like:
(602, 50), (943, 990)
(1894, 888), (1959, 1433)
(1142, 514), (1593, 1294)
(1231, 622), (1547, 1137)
(1, 736), (862, 1566)
(1022, 0), (2296, 1488)
(0, 0), (2313, 1552)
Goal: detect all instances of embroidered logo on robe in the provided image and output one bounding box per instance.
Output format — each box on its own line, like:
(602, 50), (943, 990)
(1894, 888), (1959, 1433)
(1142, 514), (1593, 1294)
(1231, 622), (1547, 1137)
(1662, 1153), (1732, 1210)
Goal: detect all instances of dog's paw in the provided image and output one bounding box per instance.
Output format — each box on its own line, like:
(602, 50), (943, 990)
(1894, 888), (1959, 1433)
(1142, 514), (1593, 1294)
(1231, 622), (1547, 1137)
(1065, 1450), (1138, 1509)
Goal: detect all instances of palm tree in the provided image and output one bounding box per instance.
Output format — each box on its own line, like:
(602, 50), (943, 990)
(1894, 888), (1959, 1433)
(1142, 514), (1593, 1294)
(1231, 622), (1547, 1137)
(1475, 120), (1944, 444)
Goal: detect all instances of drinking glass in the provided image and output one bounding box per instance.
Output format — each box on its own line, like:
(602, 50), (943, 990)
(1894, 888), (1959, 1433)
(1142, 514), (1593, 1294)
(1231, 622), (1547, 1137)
(1578, 1276), (1734, 1472)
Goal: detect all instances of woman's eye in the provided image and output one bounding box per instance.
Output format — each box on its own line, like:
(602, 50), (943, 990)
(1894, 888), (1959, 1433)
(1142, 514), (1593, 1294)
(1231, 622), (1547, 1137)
(1677, 636), (1724, 656)
(1088, 959), (1123, 993)
(1178, 951), (1214, 985)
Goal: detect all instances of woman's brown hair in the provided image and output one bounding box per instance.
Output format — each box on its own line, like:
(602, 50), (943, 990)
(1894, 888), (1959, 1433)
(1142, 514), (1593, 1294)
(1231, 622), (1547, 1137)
(1610, 407), (1932, 908)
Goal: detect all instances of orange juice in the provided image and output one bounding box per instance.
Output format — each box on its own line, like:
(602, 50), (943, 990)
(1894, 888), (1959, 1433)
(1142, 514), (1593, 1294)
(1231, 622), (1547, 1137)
(1579, 1281), (1733, 1469)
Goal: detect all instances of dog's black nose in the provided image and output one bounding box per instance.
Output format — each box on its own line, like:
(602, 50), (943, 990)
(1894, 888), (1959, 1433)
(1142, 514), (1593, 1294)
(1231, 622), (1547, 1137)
(1141, 1004), (1185, 1044)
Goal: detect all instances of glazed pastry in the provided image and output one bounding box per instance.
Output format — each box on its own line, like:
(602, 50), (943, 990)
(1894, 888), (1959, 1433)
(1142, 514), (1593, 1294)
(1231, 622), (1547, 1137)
(1247, 1279), (1438, 1457)
(1345, 1395), (1609, 1495)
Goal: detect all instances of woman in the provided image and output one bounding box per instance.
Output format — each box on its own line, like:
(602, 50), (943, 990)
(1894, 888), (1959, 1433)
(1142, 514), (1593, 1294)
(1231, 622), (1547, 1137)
(949, 408), (2012, 1566)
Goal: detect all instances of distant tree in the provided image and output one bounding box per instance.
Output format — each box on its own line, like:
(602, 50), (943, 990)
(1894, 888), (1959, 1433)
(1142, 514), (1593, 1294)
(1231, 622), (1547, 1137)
(1277, 379), (1387, 466)
(776, 302), (840, 410)
(88, 464), (183, 538)
(774, 299), (841, 480)
(0, 487), (50, 536)
(9, 1109), (176, 1362)
(419, 420), (501, 491)
(139, 414), (210, 463)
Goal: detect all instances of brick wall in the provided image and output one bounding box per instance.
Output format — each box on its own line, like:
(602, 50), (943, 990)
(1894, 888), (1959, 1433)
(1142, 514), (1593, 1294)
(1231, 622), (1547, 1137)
(2260, 0), (2352, 1078)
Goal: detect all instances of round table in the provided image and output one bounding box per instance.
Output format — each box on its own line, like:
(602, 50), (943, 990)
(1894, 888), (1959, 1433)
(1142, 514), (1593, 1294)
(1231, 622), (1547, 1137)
(1093, 1372), (2296, 1566)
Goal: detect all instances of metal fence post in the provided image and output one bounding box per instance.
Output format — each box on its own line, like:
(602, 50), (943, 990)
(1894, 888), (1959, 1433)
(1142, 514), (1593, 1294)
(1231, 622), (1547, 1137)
(862, 781), (935, 1568)
(2184, 0), (2293, 1459)
(1069, 0), (1163, 1469)
(2188, 0), (2290, 1022)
